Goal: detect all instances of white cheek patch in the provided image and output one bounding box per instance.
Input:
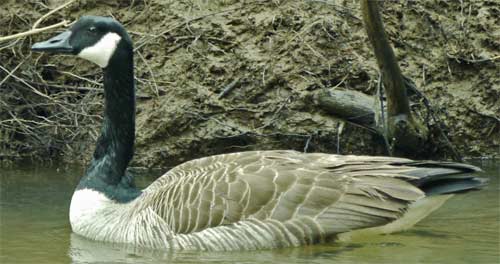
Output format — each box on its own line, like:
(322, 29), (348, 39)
(78, 32), (122, 68)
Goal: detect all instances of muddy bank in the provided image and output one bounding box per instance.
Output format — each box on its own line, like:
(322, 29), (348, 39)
(0, 0), (498, 167)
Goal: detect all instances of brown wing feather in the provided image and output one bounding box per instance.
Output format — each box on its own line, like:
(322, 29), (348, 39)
(136, 150), (426, 238)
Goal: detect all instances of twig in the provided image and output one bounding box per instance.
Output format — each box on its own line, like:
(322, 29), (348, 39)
(134, 6), (245, 51)
(186, 110), (311, 141)
(0, 65), (53, 100)
(261, 96), (292, 129)
(0, 57), (28, 87)
(332, 75), (348, 89)
(467, 108), (500, 123)
(262, 66), (266, 86)
(32, 0), (76, 29)
(137, 51), (160, 97)
(303, 134), (313, 153)
(60, 71), (103, 86)
(26, 80), (101, 92)
(402, 76), (463, 161)
(0, 20), (69, 42)
(447, 53), (500, 64)
(279, 20), (324, 53)
(218, 78), (240, 99)
(336, 122), (344, 154)
(377, 72), (392, 156)
(307, 0), (361, 21)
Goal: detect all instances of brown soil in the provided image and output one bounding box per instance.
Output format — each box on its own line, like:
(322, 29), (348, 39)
(0, 0), (498, 167)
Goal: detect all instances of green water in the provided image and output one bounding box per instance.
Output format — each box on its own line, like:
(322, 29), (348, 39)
(0, 160), (499, 264)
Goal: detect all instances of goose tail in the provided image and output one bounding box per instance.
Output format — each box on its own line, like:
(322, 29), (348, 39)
(402, 161), (488, 195)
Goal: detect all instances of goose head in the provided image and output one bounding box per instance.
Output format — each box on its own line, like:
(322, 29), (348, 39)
(32, 16), (132, 68)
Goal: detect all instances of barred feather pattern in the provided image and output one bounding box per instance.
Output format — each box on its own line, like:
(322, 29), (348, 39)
(70, 150), (474, 251)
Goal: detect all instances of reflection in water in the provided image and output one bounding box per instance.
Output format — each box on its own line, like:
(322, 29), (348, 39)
(0, 161), (499, 263)
(70, 234), (154, 263)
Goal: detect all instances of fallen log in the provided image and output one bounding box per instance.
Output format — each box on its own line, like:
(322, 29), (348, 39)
(313, 88), (377, 132)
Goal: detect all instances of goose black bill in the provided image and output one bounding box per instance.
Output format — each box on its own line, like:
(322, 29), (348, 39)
(32, 30), (74, 54)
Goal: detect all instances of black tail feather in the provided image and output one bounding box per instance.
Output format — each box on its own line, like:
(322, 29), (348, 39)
(420, 176), (488, 195)
(392, 161), (487, 195)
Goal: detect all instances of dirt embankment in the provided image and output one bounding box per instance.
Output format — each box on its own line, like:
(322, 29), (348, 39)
(0, 0), (498, 167)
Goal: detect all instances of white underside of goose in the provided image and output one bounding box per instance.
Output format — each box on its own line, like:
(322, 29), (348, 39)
(70, 188), (174, 248)
(69, 189), (119, 234)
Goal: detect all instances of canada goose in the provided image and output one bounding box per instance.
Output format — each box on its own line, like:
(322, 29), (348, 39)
(31, 16), (486, 251)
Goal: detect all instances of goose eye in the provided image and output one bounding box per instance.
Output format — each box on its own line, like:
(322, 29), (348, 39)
(88, 26), (97, 33)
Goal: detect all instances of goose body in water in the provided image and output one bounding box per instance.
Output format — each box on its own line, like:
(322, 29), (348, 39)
(32, 16), (486, 251)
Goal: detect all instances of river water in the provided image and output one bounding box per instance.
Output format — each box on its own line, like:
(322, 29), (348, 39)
(1, 160), (498, 264)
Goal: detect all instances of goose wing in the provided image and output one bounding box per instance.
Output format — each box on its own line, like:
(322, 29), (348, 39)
(135, 150), (434, 238)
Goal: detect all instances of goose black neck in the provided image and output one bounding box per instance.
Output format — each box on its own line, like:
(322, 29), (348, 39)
(79, 40), (136, 194)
